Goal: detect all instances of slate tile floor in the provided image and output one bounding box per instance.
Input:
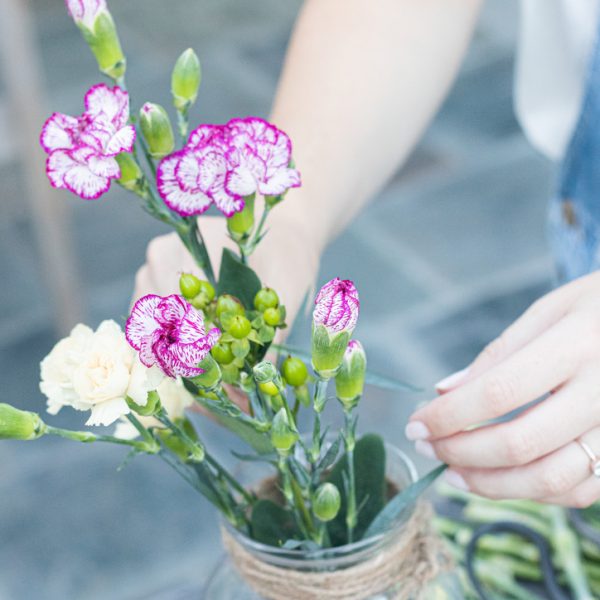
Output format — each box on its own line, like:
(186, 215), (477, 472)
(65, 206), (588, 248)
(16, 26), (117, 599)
(0, 1), (558, 598)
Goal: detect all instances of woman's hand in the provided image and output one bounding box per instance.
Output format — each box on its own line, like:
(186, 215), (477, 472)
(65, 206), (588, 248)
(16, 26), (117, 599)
(406, 271), (600, 508)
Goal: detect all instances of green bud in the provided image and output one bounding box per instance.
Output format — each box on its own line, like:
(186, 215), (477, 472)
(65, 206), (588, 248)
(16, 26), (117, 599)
(211, 342), (235, 365)
(263, 307), (281, 327)
(227, 195), (255, 240)
(0, 404), (46, 440)
(258, 381), (279, 396)
(139, 103), (175, 159)
(313, 483), (341, 522)
(311, 324), (350, 379)
(115, 153), (143, 192)
(79, 11), (126, 81)
(190, 355), (222, 390)
(228, 315), (251, 339)
(335, 340), (367, 410)
(216, 295), (244, 319)
(171, 48), (202, 112)
(254, 287), (279, 312)
(253, 361), (279, 385)
(270, 408), (298, 454)
(281, 356), (308, 388)
(126, 390), (160, 417)
(179, 273), (202, 299)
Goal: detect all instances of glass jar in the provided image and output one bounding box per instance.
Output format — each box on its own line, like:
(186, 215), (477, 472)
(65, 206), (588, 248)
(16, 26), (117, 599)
(203, 443), (462, 599)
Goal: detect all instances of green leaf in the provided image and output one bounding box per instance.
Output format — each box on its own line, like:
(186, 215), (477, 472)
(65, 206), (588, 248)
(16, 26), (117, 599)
(258, 325), (275, 343)
(216, 248), (262, 308)
(251, 499), (299, 546)
(325, 433), (386, 545)
(363, 464), (447, 539)
(272, 343), (422, 392)
(232, 338), (250, 359)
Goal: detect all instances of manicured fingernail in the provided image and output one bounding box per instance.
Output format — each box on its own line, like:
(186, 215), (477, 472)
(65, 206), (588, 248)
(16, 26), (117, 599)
(405, 421), (430, 441)
(435, 368), (469, 393)
(444, 469), (469, 491)
(415, 440), (438, 460)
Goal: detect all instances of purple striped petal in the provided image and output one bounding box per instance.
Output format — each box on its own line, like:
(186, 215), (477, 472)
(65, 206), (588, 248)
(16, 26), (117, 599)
(125, 294), (161, 350)
(313, 278), (360, 334)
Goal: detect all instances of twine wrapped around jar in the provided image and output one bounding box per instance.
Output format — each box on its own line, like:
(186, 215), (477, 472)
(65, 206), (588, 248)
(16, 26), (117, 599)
(221, 501), (452, 600)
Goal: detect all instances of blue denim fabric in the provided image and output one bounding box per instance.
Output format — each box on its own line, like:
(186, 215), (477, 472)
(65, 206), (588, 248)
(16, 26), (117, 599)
(548, 20), (600, 282)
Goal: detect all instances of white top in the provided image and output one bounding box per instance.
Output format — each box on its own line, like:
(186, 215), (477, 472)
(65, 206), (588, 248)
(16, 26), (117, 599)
(515, 0), (600, 160)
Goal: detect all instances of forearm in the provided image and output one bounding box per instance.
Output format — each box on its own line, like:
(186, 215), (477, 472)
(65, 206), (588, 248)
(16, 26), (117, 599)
(270, 0), (482, 251)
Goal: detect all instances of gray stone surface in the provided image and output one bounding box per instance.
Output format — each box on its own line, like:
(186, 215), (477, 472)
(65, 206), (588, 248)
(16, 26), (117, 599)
(0, 0), (560, 598)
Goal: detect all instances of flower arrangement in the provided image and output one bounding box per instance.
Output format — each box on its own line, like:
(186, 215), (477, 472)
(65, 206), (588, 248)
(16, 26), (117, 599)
(0, 2), (452, 597)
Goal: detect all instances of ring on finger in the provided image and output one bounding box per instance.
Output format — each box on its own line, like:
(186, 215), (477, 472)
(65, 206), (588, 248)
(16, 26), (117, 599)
(576, 438), (600, 478)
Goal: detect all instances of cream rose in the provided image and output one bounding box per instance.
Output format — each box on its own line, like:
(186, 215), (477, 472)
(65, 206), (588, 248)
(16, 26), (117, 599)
(40, 320), (164, 427)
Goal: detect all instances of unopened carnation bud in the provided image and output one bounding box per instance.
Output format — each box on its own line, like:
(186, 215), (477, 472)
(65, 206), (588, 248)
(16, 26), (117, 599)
(313, 483), (341, 522)
(66, 1), (126, 80)
(115, 153), (143, 192)
(271, 408), (298, 454)
(335, 340), (367, 410)
(216, 295), (244, 319)
(281, 356), (308, 388)
(139, 103), (175, 159)
(253, 361), (280, 386)
(171, 48), (202, 112)
(0, 404), (46, 441)
(190, 355), (222, 390)
(179, 273), (202, 300)
(311, 278), (359, 378)
(254, 287), (279, 312)
(227, 195), (255, 241)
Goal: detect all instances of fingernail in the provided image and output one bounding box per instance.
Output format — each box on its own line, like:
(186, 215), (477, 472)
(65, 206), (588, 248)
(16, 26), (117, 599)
(444, 469), (469, 491)
(435, 368), (469, 393)
(415, 440), (438, 460)
(405, 421), (430, 441)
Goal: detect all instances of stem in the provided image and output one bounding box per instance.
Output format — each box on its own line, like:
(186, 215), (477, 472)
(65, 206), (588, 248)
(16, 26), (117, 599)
(212, 387), (270, 432)
(239, 205), (271, 259)
(176, 108), (189, 141)
(177, 219), (216, 286)
(310, 378), (329, 464)
(205, 452), (254, 506)
(45, 425), (158, 453)
(343, 409), (357, 543)
(136, 131), (157, 178)
(155, 409), (205, 462)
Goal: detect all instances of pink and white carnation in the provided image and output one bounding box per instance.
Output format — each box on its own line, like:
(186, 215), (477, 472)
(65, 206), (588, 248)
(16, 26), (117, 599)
(65, 0), (107, 29)
(40, 83), (135, 200)
(126, 294), (221, 378)
(156, 117), (301, 217)
(313, 278), (360, 335)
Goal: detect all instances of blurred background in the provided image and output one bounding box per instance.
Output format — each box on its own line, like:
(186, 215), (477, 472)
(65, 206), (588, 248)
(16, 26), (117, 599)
(0, 0), (557, 598)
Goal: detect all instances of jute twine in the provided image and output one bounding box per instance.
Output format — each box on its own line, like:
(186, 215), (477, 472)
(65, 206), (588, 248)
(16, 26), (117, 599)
(221, 501), (452, 600)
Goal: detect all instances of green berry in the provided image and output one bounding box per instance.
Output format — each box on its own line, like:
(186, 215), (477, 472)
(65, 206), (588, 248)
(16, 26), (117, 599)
(179, 273), (202, 299)
(263, 307), (281, 326)
(211, 342), (234, 365)
(254, 287), (279, 312)
(229, 315), (251, 339)
(259, 381), (279, 396)
(216, 294), (244, 318)
(281, 356), (308, 388)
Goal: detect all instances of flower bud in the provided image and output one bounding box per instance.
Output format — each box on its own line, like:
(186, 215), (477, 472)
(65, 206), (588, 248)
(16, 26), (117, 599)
(335, 340), (367, 410)
(270, 408), (298, 454)
(253, 361), (281, 387)
(67, 1), (126, 80)
(313, 483), (341, 522)
(228, 315), (251, 339)
(115, 152), (143, 192)
(311, 278), (359, 378)
(139, 103), (175, 159)
(171, 48), (202, 112)
(281, 356), (308, 388)
(254, 287), (279, 312)
(211, 342), (234, 365)
(0, 404), (46, 440)
(216, 295), (244, 319)
(227, 195), (255, 241)
(190, 355), (222, 390)
(258, 381), (279, 396)
(179, 273), (202, 299)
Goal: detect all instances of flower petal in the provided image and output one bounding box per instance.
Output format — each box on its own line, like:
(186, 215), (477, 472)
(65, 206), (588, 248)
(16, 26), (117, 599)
(105, 126), (136, 155)
(40, 113), (80, 153)
(85, 397), (130, 427)
(46, 149), (76, 189)
(63, 161), (111, 200)
(178, 307), (208, 344)
(88, 154), (120, 178)
(84, 84), (130, 129)
(156, 295), (187, 327)
(125, 294), (162, 349)
(258, 168), (301, 196)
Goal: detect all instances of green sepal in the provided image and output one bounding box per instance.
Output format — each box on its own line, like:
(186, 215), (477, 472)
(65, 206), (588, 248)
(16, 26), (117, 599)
(126, 390), (160, 416)
(216, 248), (262, 309)
(219, 332), (235, 344)
(247, 329), (263, 345)
(251, 499), (300, 546)
(80, 12), (126, 80)
(258, 325), (275, 343)
(311, 325), (349, 378)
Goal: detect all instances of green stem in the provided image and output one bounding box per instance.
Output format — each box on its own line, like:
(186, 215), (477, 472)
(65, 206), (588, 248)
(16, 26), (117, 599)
(45, 425), (158, 453)
(176, 108), (189, 141)
(343, 409), (357, 544)
(240, 205), (271, 259)
(155, 409), (205, 462)
(177, 219), (216, 286)
(212, 387), (270, 432)
(205, 452), (254, 506)
(310, 378), (329, 464)
(136, 131), (157, 178)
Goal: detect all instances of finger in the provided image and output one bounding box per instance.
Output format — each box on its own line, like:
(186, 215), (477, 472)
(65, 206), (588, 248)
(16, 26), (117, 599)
(423, 369), (600, 468)
(408, 314), (588, 441)
(541, 476), (600, 508)
(436, 279), (588, 394)
(439, 427), (600, 500)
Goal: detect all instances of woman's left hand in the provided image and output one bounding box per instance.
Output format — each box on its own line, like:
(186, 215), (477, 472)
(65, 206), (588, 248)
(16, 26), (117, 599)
(406, 271), (600, 508)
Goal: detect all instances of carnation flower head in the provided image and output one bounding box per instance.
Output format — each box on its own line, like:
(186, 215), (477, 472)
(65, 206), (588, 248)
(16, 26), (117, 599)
(313, 278), (360, 335)
(126, 294), (221, 378)
(40, 83), (135, 200)
(156, 117), (301, 217)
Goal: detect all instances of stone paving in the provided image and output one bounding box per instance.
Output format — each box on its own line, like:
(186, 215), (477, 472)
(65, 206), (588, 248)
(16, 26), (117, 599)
(0, 1), (559, 598)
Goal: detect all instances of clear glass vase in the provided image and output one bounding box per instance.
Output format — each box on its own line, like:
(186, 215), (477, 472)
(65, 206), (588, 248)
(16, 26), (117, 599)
(203, 443), (462, 599)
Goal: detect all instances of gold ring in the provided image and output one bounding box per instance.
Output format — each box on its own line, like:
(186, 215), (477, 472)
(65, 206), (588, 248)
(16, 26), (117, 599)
(576, 439), (600, 478)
